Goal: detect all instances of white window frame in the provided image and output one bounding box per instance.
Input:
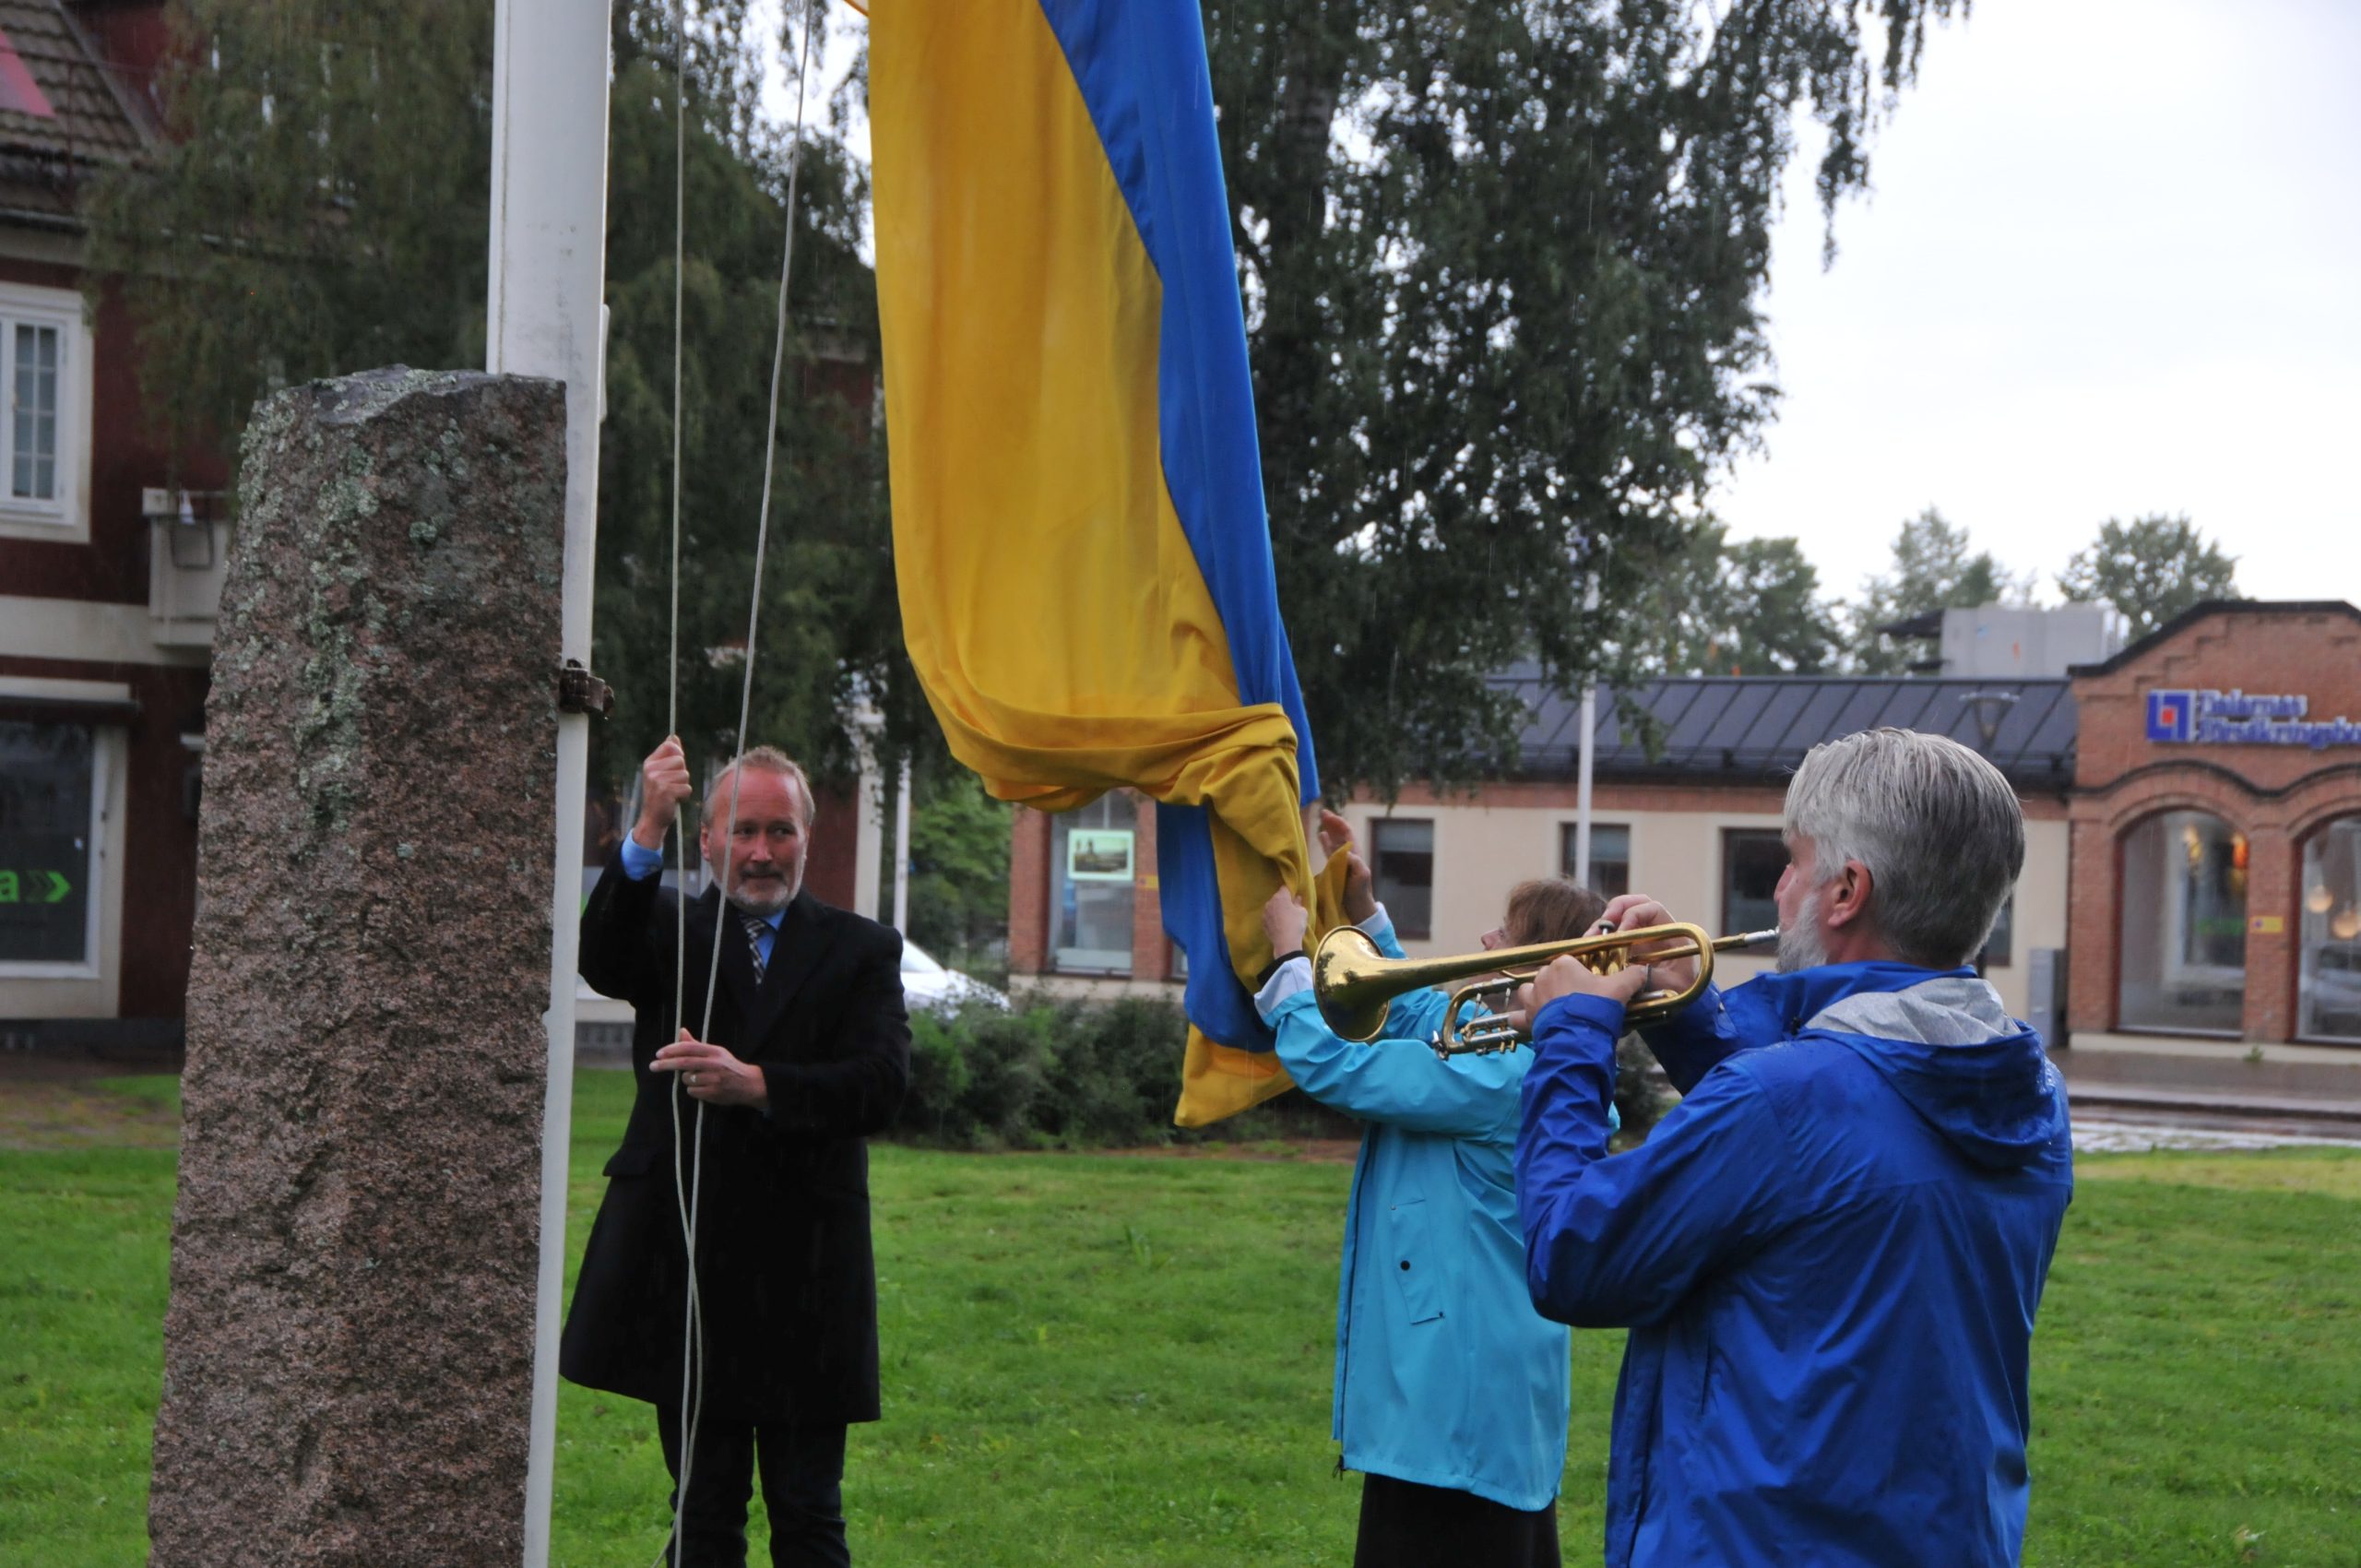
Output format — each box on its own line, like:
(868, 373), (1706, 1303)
(0, 722), (108, 980)
(0, 280), (93, 544)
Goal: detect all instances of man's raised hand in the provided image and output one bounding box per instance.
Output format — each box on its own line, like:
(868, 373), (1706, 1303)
(1591, 893), (1702, 995)
(1514, 952), (1651, 1020)
(631, 736), (695, 851)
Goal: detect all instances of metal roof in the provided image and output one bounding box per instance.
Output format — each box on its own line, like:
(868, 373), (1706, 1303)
(1494, 668), (2079, 790)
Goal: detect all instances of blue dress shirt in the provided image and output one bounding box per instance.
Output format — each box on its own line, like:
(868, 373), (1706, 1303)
(618, 835), (783, 967)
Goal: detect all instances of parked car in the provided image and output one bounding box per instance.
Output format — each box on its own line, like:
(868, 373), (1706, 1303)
(899, 941), (1011, 1014)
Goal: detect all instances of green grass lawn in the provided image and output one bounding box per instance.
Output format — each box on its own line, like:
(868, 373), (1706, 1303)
(4, 1073), (2359, 1565)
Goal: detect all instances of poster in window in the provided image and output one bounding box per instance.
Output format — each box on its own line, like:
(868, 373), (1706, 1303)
(1066, 828), (1135, 883)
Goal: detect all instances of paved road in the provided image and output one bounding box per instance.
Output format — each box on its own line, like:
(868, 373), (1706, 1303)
(2071, 1111), (2359, 1153)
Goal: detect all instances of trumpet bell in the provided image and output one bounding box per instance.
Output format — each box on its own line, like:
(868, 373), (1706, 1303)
(1312, 924), (1394, 1042)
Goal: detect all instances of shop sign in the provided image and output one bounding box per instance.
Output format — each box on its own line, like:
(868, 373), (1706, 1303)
(1066, 828), (1135, 882)
(0, 849), (87, 964)
(2145, 689), (2361, 750)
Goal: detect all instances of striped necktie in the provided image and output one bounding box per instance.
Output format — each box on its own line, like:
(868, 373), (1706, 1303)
(742, 914), (772, 985)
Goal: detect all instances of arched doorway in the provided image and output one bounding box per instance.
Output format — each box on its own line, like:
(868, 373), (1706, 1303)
(2118, 809), (2248, 1034)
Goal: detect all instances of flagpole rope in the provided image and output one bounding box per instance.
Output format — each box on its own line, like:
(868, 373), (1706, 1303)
(656, 4), (824, 1563)
(661, 9), (704, 1562)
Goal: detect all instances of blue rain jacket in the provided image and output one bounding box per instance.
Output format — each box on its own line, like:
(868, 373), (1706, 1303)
(1263, 919), (1584, 1513)
(1518, 962), (2072, 1567)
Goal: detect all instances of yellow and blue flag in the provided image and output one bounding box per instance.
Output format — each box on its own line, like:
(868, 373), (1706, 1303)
(867, 0), (1330, 1125)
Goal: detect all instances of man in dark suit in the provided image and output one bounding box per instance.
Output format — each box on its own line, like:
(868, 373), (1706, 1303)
(563, 736), (911, 1568)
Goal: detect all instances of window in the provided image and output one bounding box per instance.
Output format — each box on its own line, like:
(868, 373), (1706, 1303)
(0, 281), (86, 540)
(1979, 892), (2015, 970)
(2118, 811), (2247, 1035)
(1049, 793), (1134, 974)
(1559, 823), (1631, 899)
(1722, 829), (1786, 935)
(12, 321), (57, 502)
(1371, 819), (1435, 941)
(0, 721), (98, 971)
(2298, 817), (2361, 1041)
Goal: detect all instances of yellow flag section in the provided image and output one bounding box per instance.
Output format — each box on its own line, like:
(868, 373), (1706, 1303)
(870, 0), (1331, 1125)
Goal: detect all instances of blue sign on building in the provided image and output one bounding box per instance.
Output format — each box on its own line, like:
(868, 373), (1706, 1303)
(2145, 688), (2361, 750)
(2145, 690), (2194, 742)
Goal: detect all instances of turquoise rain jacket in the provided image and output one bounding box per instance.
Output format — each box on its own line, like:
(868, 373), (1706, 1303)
(1519, 963), (2072, 1568)
(1262, 915), (1588, 1513)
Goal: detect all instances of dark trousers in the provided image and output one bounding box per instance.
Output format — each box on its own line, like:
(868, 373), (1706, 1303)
(1352, 1473), (1561, 1568)
(656, 1404), (850, 1568)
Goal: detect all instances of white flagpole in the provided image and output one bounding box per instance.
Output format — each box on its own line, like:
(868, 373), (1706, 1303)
(1574, 576), (1598, 886)
(486, 4), (611, 1562)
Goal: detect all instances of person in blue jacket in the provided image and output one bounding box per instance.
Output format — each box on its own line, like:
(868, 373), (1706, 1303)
(1261, 813), (1608, 1568)
(1512, 728), (2073, 1568)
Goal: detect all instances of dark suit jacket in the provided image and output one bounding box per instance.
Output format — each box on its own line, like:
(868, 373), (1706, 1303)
(559, 845), (911, 1424)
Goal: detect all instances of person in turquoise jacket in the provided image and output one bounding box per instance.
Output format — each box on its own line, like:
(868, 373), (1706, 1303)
(1513, 729), (2073, 1568)
(1261, 816), (1608, 1568)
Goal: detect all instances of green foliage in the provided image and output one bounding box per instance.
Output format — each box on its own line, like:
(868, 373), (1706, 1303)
(901, 767), (1015, 969)
(1613, 1035), (1679, 1141)
(1847, 507), (2033, 673)
(589, 53), (905, 789)
(83, 1), (497, 458)
(86, 4), (922, 791)
(1624, 522), (1843, 675)
(1201, 0), (1964, 791)
(897, 994), (1328, 1151)
(13, 1080), (2361, 1565)
(2057, 514), (2242, 642)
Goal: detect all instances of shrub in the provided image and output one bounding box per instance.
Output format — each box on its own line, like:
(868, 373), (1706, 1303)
(1613, 1033), (1679, 1143)
(892, 992), (1354, 1151)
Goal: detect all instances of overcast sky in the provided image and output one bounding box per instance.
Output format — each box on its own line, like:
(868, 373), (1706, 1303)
(773, 0), (2360, 609)
(1717, 0), (2361, 608)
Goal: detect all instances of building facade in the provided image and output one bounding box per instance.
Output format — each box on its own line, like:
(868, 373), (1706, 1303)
(2065, 601), (2361, 1049)
(1003, 600), (2361, 1063)
(0, 2), (213, 1055)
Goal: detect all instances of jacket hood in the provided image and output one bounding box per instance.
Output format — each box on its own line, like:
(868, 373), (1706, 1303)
(1749, 963), (2067, 1170)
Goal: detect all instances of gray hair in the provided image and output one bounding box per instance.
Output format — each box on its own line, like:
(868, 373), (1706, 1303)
(706, 745), (815, 826)
(1783, 728), (2023, 968)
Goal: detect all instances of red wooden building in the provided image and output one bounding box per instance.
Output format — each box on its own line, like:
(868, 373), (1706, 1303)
(0, 1), (217, 1062)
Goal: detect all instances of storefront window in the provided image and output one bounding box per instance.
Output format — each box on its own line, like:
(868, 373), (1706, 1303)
(2118, 811), (2247, 1034)
(0, 721), (96, 968)
(2298, 818), (2361, 1041)
(1050, 793), (1135, 974)
(1559, 823), (1631, 900)
(1371, 819), (1435, 940)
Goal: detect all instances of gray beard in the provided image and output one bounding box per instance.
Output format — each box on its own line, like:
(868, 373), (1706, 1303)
(729, 885), (793, 916)
(716, 861), (797, 916)
(1775, 887), (1828, 973)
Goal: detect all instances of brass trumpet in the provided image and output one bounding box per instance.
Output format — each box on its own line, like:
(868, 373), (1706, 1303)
(1312, 922), (1779, 1056)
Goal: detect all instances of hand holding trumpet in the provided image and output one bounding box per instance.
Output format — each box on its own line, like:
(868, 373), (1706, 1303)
(1514, 895), (1707, 1018)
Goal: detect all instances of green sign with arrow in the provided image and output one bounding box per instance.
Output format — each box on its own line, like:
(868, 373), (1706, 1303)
(0, 870), (74, 904)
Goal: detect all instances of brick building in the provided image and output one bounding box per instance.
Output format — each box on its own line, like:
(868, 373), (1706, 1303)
(1003, 600), (2361, 1063)
(2065, 600), (2361, 1048)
